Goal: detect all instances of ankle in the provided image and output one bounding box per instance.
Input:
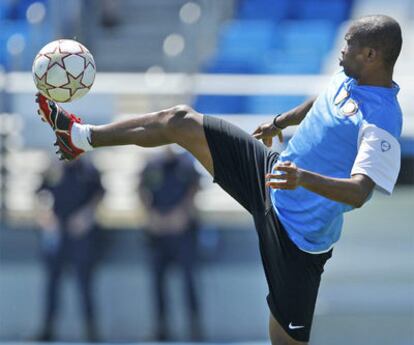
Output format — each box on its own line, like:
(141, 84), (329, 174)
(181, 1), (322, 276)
(71, 123), (94, 151)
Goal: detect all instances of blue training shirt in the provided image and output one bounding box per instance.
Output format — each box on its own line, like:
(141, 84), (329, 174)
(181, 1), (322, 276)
(271, 71), (403, 253)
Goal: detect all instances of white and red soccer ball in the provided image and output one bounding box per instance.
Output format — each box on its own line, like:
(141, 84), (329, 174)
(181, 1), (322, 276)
(32, 39), (96, 103)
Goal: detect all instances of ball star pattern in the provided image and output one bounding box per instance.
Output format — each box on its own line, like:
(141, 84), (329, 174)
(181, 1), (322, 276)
(33, 40), (95, 102)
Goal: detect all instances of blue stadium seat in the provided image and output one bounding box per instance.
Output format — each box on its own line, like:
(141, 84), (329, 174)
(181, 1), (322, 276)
(0, 1), (11, 20)
(203, 57), (258, 74)
(202, 20), (280, 74)
(294, 0), (351, 23)
(238, 0), (290, 22)
(5, 0), (46, 20)
(195, 0), (351, 114)
(238, 0), (351, 23)
(205, 19), (336, 75)
(216, 20), (279, 62)
(245, 95), (307, 114)
(279, 20), (336, 56)
(193, 95), (247, 114)
(0, 20), (30, 70)
(258, 51), (322, 74)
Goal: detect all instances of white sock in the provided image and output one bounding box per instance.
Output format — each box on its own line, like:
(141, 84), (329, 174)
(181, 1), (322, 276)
(71, 123), (94, 151)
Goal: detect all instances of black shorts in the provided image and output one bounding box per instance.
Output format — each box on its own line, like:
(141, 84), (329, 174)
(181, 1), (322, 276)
(203, 115), (332, 342)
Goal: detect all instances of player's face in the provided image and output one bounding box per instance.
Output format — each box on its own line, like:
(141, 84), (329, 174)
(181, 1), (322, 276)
(339, 31), (365, 79)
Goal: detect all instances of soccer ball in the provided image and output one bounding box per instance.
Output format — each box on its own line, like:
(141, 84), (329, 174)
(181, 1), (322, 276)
(32, 39), (96, 103)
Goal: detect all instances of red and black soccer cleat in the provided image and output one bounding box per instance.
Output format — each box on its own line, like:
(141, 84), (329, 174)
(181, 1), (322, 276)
(36, 93), (85, 161)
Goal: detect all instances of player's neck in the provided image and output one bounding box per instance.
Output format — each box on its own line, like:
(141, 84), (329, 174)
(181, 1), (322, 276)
(357, 70), (394, 88)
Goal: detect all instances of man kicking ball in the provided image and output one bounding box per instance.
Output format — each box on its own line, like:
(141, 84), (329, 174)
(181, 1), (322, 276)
(36, 15), (402, 345)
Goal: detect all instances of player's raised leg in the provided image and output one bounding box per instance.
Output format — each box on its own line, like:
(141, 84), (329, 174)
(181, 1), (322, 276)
(36, 93), (307, 345)
(36, 93), (213, 175)
(91, 104), (214, 174)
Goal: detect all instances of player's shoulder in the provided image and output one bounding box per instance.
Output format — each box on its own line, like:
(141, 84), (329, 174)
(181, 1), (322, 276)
(352, 81), (402, 138)
(358, 96), (402, 138)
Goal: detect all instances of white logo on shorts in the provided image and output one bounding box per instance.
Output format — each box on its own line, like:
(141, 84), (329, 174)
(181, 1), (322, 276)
(288, 322), (305, 330)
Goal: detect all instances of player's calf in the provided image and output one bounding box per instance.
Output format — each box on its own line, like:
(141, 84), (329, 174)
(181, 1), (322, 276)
(35, 95), (213, 173)
(89, 103), (213, 173)
(88, 104), (196, 148)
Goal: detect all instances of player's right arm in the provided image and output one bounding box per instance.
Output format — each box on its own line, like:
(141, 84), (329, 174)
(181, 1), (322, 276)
(252, 98), (316, 147)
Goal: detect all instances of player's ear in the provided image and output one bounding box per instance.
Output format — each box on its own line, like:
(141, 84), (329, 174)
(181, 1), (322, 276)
(365, 47), (378, 63)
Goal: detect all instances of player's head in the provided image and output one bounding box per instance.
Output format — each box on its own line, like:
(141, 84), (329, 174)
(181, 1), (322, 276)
(340, 15), (402, 79)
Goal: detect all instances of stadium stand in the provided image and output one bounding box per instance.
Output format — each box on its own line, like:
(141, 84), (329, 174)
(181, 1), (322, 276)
(0, 0), (50, 71)
(194, 0), (353, 114)
(85, 0), (236, 73)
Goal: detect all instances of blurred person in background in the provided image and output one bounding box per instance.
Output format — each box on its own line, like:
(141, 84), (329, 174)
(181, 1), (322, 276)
(139, 146), (202, 341)
(100, 0), (120, 28)
(35, 158), (104, 342)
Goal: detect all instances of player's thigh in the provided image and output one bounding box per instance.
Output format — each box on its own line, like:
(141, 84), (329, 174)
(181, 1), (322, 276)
(269, 314), (308, 345)
(201, 114), (271, 213)
(167, 106), (213, 176)
(168, 107), (270, 214)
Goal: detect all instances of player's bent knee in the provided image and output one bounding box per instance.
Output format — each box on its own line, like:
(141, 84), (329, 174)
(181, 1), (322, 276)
(172, 104), (194, 114)
(168, 104), (196, 123)
(164, 104), (202, 139)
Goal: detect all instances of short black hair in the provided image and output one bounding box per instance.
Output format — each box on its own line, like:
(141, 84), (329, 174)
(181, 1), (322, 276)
(349, 15), (402, 68)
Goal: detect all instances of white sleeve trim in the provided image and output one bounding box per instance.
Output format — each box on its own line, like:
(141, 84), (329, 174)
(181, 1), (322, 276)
(351, 124), (400, 195)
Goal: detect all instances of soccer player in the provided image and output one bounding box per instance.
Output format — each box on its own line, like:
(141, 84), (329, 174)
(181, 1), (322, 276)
(36, 15), (402, 345)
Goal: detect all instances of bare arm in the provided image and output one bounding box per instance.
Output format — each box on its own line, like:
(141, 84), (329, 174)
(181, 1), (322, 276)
(252, 98), (316, 147)
(266, 162), (375, 208)
(274, 98), (316, 129)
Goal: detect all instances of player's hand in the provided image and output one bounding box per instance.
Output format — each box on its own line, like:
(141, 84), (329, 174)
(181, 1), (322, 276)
(252, 121), (283, 147)
(265, 161), (302, 190)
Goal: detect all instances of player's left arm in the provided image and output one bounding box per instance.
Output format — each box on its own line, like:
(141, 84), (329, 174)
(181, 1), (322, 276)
(266, 163), (374, 208)
(267, 124), (401, 208)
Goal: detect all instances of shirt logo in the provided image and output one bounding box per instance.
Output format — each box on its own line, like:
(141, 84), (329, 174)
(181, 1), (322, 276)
(381, 140), (391, 152)
(340, 99), (358, 116)
(288, 322), (305, 330)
